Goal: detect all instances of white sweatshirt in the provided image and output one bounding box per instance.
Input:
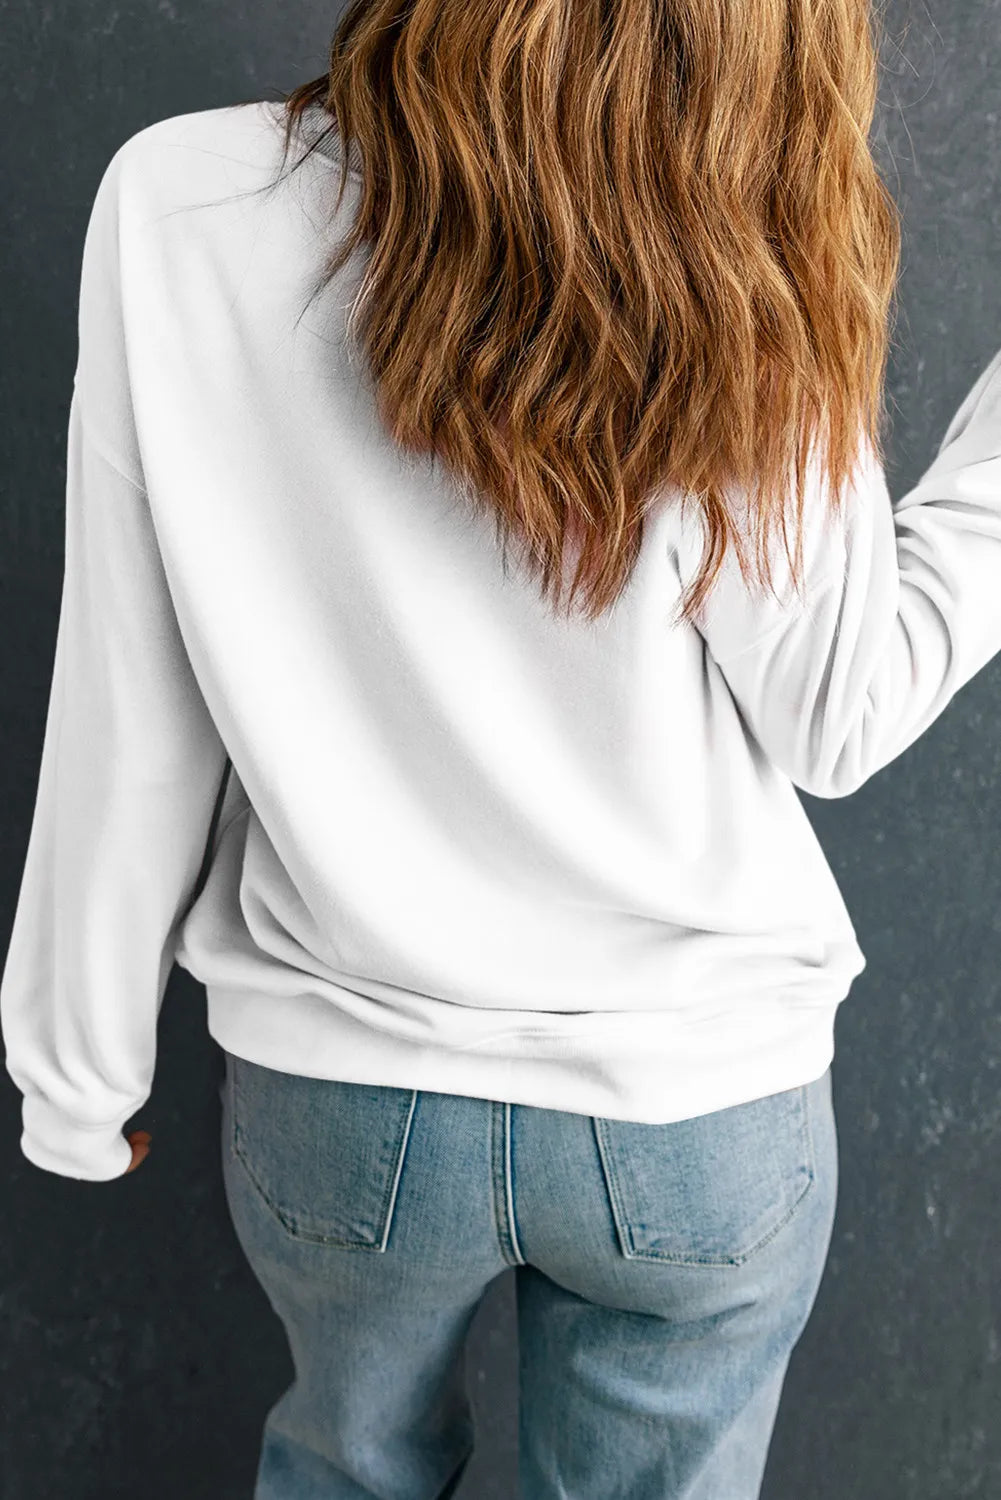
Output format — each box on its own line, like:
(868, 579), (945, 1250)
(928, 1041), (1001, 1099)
(4, 99), (1001, 1181)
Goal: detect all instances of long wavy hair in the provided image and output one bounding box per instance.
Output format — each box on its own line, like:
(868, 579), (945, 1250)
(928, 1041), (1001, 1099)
(263, 0), (902, 626)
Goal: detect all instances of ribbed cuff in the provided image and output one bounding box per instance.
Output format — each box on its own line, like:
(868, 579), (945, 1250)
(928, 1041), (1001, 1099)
(20, 1094), (136, 1181)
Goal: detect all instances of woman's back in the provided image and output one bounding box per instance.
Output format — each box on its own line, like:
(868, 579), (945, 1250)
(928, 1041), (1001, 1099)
(3, 97), (1001, 1179)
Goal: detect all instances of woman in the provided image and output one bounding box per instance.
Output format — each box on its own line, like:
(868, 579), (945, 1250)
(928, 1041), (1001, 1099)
(3, 1), (1000, 1495)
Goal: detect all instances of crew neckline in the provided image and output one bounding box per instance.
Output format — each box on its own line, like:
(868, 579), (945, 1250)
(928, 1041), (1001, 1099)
(296, 101), (363, 179)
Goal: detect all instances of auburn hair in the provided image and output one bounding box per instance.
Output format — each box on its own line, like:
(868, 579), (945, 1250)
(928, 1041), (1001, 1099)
(262, 0), (901, 626)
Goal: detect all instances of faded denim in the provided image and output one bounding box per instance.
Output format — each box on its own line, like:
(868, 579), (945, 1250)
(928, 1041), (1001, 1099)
(219, 1051), (838, 1500)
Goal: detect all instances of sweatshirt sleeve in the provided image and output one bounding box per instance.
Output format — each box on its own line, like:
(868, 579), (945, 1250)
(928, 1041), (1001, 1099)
(682, 345), (1001, 800)
(0, 138), (230, 1182)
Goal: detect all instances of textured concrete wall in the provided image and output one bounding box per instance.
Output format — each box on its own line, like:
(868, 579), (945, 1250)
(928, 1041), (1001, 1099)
(2, 4), (1000, 1497)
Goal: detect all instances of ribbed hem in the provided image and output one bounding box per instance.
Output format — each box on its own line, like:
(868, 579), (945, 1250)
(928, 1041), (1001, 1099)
(206, 982), (842, 1125)
(20, 1095), (136, 1181)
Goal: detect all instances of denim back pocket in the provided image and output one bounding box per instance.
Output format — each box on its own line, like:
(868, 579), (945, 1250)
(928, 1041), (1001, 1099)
(594, 1082), (816, 1267)
(229, 1054), (419, 1251)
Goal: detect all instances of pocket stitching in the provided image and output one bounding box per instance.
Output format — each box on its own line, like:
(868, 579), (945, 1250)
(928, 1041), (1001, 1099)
(594, 1084), (816, 1267)
(229, 1059), (419, 1251)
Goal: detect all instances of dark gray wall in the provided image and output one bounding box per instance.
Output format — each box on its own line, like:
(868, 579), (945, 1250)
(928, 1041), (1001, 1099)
(2, 4), (1000, 1497)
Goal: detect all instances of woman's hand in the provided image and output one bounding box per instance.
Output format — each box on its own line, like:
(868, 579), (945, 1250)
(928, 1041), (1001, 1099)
(123, 1129), (152, 1174)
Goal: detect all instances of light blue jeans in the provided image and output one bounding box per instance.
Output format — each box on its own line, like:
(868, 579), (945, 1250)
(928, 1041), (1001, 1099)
(219, 1051), (838, 1500)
